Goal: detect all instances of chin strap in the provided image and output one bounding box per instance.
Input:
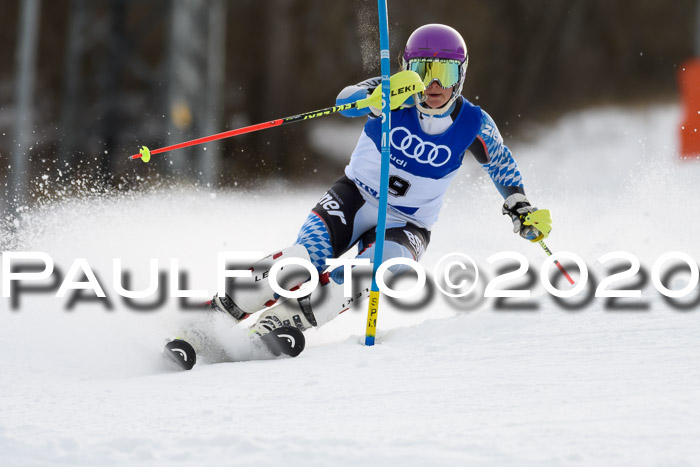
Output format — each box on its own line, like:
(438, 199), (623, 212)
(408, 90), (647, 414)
(415, 93), (459, 116)
(417, 100), (457, 119)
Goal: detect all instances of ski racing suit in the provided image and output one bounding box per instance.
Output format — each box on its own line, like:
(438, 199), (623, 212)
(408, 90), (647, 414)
(214, 79), (528, 335)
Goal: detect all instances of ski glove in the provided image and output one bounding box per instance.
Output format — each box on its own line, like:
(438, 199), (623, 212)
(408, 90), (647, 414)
(502, 193), (551, 242)
(336, 86), (372, 117)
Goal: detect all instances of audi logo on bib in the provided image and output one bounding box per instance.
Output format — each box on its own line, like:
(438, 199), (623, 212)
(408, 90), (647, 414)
(389, 127), (452, 167)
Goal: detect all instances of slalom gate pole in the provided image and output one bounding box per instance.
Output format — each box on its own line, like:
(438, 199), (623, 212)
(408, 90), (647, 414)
(364, 0), (391, 346)
(538, 240), (575, 285)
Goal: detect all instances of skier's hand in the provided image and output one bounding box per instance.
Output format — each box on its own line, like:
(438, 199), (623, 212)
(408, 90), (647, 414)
(502, 193), (551, 242)
(336, 86), (372, 118)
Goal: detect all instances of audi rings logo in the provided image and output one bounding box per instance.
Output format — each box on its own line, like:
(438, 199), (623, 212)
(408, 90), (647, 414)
(389, 127), (452, 167)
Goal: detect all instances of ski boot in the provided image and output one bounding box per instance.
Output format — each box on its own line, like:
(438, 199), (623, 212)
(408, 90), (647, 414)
(208, 293), (250, 322)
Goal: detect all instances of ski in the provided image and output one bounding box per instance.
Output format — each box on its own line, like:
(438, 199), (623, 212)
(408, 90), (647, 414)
(261, 326), (305, 358)
(161, 326), (305, 371)
(163, 339), (197, 371)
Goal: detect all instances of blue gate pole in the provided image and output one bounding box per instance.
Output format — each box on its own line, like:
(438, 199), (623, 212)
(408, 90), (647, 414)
(364, 0), (391, 346)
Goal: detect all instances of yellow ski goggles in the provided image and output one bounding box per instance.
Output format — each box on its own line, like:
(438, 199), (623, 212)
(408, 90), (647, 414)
(407, 58), (462, 89)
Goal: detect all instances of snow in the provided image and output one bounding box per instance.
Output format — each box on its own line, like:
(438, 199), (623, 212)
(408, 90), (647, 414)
(2, 103), (700, 466)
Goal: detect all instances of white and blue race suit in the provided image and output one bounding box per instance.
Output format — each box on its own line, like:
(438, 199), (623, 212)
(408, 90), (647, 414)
(219, 81), (532, 327)
(295, 80), (527, 278)
(346, 94), (523, 229)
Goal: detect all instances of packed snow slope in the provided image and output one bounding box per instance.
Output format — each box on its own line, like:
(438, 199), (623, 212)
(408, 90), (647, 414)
(1, 104), (700, 466)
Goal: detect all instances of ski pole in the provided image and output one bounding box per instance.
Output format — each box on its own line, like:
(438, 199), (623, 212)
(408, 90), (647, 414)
(538, 239), (575, 285)
(523, 209), (574, 285)
(129, 70), (425, 163)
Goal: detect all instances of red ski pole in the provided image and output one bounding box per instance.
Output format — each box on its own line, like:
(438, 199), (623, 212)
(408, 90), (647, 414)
(524, 210), (574, 285)
(129, 106), (350, 162)
(538, 239), (575, 285)
(128, 70), (425, 163)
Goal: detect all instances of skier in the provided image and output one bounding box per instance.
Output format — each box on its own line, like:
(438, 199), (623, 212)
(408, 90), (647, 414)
(210, 23), (550, 337)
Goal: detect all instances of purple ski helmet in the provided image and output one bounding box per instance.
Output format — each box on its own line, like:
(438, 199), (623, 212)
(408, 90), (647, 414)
(402, 24), (469, 114)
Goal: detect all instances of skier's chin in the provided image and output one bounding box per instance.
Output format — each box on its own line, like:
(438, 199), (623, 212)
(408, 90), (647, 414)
(424, 95), (449, 109)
